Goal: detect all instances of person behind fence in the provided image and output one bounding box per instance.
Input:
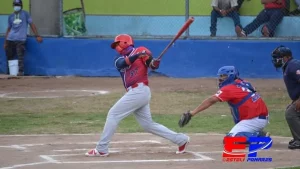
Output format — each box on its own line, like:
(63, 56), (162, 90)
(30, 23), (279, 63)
(3, 0), (43, 76)
(290, 0), (300, 15)
(178, 66), (270, 144)
(236, 0), (285, 37)
(237, 0), (246, 11)
(271, 46), (300, 149)
(210, 0), (243, 37)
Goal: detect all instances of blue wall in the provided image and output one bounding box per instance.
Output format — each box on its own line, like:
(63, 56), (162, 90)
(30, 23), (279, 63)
(0, 37), (299, 78)
(0, 15), (8, 34)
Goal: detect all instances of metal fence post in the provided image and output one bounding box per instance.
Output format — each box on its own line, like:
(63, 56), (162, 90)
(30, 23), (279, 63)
(60, 0), (63, 37)
(185, 0), (190, 39)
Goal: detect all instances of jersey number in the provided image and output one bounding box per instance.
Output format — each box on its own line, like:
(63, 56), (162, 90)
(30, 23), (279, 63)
(130, 68), (138, 78)
(240, 86), (260, 102)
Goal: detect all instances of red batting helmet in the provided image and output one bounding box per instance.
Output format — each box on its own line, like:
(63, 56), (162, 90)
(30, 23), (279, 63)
(110, 34), (134, 49)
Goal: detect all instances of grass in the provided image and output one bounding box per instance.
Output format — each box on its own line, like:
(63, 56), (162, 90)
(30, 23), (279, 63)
(0, 108), (290, 136)
(0, 89), (292, 137)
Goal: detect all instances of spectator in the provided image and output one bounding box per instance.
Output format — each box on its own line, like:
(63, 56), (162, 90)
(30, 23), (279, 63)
(236, 0), (285, 37)
(3, 0), (43, 76)
(210, 0), (243, 37)
(237, 0), (246, 11)
(283, 0), (290, 15)
(290, 0), (300, 15)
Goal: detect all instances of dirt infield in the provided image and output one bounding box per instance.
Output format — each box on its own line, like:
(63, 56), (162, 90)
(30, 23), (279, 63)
(0, 133), (299, 169)
(0, 75), (287, 97)
(0, 75), (298, 169)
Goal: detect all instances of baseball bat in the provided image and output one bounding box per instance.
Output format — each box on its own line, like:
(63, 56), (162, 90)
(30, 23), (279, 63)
(157, 17), (194, 60)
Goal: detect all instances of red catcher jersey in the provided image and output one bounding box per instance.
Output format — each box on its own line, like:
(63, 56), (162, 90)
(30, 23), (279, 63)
(115, 46), (151, 89)
(214, 79), (268, 122)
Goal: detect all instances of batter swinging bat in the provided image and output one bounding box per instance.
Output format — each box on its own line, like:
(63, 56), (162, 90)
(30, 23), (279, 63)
(157, 17), (195, 60)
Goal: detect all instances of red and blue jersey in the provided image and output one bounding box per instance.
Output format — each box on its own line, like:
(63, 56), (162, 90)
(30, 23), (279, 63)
(214, 79), (268, 123)
(114, 46), (151, 89)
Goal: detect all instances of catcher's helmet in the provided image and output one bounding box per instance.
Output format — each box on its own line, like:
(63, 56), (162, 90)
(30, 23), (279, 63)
(217, 66), (239, 88)
(110, 34), (134, 49)
(271, 45), (292, 68)
(13, 0), (22, 6)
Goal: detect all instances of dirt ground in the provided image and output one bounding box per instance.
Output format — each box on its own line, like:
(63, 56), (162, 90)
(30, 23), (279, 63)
(0, 133), (299, 169)
(0, 74), (286, 94)
(0, 75), (298, 169)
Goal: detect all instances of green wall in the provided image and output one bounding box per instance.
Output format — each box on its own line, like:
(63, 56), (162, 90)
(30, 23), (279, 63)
(63, 0), (298, 16)
(0, 0), (296, 16)
(63, 0), (185, 15)
(0, 0), (30, 14)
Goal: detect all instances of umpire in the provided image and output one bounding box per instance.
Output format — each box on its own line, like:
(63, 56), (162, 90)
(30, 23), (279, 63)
(271, 45), (300, 149)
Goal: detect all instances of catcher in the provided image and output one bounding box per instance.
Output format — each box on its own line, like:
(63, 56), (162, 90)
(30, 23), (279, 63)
(178, 66), (270, 143)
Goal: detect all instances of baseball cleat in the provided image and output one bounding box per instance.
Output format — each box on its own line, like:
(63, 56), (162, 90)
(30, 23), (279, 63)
(289, 139), (295, 145)
(288, 141), (300, 150)
(85, 148), (109, 157)
(176, 137), (190, 154)
(258, 131), (270, 137)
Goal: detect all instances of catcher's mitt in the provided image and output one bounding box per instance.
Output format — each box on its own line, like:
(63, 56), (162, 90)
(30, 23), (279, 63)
(178, 110), (192, 128)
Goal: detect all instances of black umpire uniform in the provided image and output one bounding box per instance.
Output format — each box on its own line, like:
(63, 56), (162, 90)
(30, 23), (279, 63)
(272, 45), (300, 149)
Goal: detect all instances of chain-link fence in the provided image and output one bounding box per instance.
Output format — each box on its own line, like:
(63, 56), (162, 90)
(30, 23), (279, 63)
(190, 0), (299, 38)
(0, 0), (299, 39)
(61, 0), (188, 39)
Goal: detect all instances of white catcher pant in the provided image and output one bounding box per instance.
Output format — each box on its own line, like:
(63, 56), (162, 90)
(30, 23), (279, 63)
(229, 116), (269, 136)
(96, 83), (189, 153)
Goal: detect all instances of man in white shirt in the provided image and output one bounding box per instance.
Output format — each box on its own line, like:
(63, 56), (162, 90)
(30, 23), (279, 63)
(210, 0), (243, 37)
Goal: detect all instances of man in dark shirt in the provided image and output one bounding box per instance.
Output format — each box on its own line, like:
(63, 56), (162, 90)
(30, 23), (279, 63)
(271, 45), (300, 149)
(236, 0), (285, 37)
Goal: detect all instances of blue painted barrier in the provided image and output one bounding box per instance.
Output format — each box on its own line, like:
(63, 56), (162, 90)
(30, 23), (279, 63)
(0, 37), (299, 78)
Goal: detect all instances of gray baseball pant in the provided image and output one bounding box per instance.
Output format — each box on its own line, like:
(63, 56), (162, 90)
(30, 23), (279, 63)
(96, 83), (189, 154)
(285, 102), (300, 143)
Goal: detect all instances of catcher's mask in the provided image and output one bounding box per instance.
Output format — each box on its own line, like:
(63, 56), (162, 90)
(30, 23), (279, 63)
(217, 66), (239, 88)
(271, 45), (292, 69)
(111, 34), (134, 55)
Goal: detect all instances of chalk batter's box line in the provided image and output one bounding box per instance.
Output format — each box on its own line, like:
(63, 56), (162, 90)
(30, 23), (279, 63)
(0, 133), (294, 139)
(39, 151), (214, 164)
(0, 90), (110, 99)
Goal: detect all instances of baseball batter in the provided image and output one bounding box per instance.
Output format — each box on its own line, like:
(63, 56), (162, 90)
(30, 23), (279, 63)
(178, 66), (270, 143)
(86, 34), (190, 157)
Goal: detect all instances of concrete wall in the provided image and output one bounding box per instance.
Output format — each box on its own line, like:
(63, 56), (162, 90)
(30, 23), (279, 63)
(30, 0), (61, 35)
(79, 16), (300, 37)
(0, 0), (298, 37)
